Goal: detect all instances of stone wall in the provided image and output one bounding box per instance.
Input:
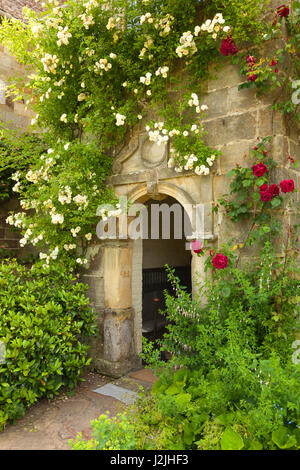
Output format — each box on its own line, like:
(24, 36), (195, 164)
(0, 44), (33, 130)
(0, 45), (33, 255)
(0, 0), (42, 19)
(202, 60), (300, 256)
(89, 56), (299, 376)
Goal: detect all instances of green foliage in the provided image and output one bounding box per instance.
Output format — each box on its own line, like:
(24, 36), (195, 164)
(216, 136), (298, 247)
(0, 258), (96, 430)
(71, 412), (137, 450)
(148, 241), (299, 372)
(4, 139), (114, 268)
(237, 1), (300, 121)
(0, 129), (47, 202)
(72, 356), (300, 450)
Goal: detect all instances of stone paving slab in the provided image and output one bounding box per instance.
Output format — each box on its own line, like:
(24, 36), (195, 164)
(93, 384), (138, 405)
(128, 368), (158, 384)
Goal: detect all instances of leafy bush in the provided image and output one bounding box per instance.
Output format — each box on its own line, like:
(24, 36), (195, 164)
(144, 241), (299, 372)
(71, 357), (300, 450)
(71, 412), (137, 450)
(0, 130), (47, 202)
(0, 259), (96, 430)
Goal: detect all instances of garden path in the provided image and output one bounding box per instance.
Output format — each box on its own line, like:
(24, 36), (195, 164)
(0, 368), (157, 450)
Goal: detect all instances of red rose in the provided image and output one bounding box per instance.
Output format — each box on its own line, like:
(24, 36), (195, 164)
(270, 59), (278, 66)
(280, 179), (295, 193)
(246, 55), (256, 64)
(260, 189), (273, 202)
(277, 4), (289, 17)
(212, 253), (228, 270)
(191, 240), (202, 254)
(275, 68), (279, 74)
(260, 183), (279, 201)
(288, 155), (295, 164)
(248, 73), (258, 82)
(252, 162), (268, 177)
(220, 36), (238, 56)
(269, 184), (280, 197)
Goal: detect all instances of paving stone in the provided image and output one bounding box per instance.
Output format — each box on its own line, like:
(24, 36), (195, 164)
(93, 383), (138, 405)
(128, 368), (158, 384)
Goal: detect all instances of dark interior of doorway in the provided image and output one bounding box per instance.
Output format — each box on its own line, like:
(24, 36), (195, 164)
(142, 265), (192, 361)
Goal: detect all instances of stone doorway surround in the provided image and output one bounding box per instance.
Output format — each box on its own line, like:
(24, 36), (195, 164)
(83, 130), (217, 377)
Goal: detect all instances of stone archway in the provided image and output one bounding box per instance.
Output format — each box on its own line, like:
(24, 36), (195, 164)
(127, 184), (195, 358)
(87, 180), (214, 377)
(122, 183), (210, 363)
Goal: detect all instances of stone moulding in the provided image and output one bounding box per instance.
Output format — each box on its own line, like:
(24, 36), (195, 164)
(112, 132), (168, 174)
(112, 134), (140, 175)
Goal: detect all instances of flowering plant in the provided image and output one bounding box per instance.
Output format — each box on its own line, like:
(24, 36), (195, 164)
(0, 0), (290, 267)
(238, 2), (300, 120)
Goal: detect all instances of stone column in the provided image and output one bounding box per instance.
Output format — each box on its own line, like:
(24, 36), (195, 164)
(189, 235), (216, 305)
(191, 250), (206, 300)
(94, 238), (140, 377)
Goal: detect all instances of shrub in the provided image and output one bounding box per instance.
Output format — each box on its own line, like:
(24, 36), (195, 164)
(142, 241), (299, 373)
(0, 259), (96, 430)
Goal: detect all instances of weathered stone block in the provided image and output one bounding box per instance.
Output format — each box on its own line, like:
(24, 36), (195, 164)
(270, 135), (289, 166)
(208, 62), (243, 92)
(81, 274), (104, 310)
(218, 139), (257, 174)
(103, 308), (135, 363)
(228, 85), (259, 113)
(258, 106), (286, 136)
(4, 227), (21, 240)
(201, 88), (228, 119)
(203, 112), (257, 147)
(213, 174), (232, 201)
(14, 101), (33, 118)
(104, 241), (133, 310)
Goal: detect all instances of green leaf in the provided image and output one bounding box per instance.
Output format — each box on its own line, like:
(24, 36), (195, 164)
(173, 369), (189, 385)
(183, 421), (195, 446)
(271, 198), (281, 208)
(272, 427), (297, 449)
(175, 393), (191, 408)
(222, 287), (231, 298)
(221, 427), (244, 450)
(165, 383), (181, 396)
(247, 440), (263, 450)
(256, 177), (266, 187)
(151, 379), (166, 394)
(215, 413), (235, 426)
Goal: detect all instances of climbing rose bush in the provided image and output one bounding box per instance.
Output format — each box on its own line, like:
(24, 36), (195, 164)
(0, 0), (273, 268)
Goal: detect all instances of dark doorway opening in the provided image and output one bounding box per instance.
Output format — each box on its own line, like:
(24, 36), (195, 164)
(141, 196), (192, 352)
